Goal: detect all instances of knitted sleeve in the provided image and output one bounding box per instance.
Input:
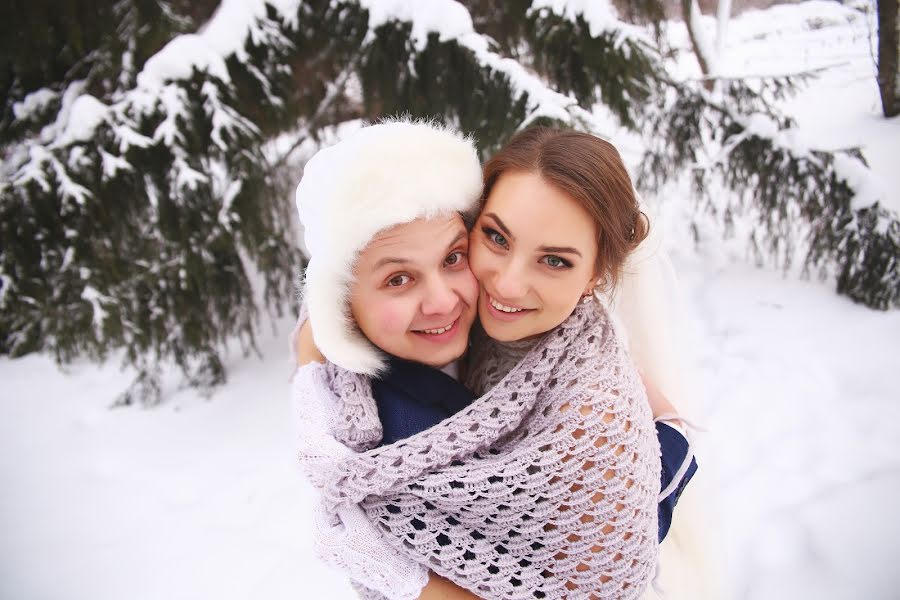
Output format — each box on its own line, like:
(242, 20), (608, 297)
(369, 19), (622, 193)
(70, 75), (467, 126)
(292, 363), (428, 599)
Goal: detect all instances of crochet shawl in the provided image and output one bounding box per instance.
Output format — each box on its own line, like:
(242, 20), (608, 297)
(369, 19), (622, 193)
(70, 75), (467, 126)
(298, 301), (660, 599)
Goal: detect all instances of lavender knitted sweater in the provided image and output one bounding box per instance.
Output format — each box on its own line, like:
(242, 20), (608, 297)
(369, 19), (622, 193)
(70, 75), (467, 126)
(298, 301), (660, 599)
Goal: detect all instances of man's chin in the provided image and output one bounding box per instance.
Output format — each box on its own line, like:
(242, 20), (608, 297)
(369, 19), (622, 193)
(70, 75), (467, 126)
(412, 339), (467, 368)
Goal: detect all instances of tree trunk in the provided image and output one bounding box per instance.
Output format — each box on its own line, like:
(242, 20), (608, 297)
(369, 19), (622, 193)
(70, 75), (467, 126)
(682, 0), (715, 91)
(716, 0), (732, 58)
(878, 0), (900, 117)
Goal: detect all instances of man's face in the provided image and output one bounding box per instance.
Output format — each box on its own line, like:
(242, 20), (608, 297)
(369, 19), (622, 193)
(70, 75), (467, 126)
(350, 214), (478, 367)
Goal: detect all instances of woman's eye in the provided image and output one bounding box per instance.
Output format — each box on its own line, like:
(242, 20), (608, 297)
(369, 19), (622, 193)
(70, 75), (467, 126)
(386, 274), (411, 287)
(483, 227), (507, 248)
(444, 251), (465, 266)
(541, 255), (571, 269)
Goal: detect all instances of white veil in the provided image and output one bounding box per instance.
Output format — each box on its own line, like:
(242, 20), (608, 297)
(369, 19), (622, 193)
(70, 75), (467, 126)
(597, 198), (725, 600)
(600, 206), (693, 418)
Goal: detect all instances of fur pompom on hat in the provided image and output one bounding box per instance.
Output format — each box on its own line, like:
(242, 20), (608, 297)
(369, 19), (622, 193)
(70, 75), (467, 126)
(296, 119), (483, 375)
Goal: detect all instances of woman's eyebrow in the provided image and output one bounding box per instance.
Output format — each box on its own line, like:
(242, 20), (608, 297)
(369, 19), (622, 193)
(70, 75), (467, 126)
(539, 245), (582, 257)
(483, 212), (515, 241)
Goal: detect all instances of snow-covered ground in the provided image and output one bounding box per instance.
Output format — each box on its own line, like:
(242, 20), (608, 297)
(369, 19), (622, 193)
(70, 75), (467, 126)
(2, 2), (898, 599)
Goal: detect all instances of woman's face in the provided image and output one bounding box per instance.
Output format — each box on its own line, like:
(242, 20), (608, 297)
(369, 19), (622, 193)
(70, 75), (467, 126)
(470, 170), (599, 342)
(350, 214), (478, 368)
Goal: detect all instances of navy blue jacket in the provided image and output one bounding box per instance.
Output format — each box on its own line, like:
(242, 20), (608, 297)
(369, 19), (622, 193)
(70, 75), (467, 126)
(372, 357), (697, 542)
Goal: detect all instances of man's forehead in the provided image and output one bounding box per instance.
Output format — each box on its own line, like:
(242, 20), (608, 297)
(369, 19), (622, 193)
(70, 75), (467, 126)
(369, 214), (464, 247)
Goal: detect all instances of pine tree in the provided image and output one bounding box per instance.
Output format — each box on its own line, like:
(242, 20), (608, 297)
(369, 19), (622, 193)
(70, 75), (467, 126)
(2, 0), (897, 404)
(639, 73), (900, 309)
(0, 0), (350, 403)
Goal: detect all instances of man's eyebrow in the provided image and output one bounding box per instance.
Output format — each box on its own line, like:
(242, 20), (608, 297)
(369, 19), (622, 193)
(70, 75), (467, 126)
(445, 231), (467, 251)
(373, 256), (410, 270)
(539, 245), (582, 257)
(372, 230), (466, 271)
(483, 212), (515, 241)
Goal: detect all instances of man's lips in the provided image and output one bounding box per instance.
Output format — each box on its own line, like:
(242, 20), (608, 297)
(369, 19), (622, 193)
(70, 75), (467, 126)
(411, 316), (461, 342)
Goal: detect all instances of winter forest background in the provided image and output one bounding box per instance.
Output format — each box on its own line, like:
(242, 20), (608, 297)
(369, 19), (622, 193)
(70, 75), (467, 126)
(1, 0), (898, 599)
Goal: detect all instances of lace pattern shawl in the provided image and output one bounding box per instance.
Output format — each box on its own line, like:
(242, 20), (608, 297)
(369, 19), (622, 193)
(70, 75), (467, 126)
(306, 301), (660, 599)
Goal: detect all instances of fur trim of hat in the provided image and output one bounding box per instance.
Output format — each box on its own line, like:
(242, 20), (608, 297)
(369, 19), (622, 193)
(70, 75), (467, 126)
(296, 118), (483, 375)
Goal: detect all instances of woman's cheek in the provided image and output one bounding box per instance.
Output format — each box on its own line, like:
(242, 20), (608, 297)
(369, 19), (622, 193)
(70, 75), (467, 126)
(468, 242), (488, 283)
(458, 266), (479, 306)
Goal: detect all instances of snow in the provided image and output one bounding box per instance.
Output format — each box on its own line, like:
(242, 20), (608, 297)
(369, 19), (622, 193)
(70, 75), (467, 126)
(663, 0), (897, 218)
(3, 251), (898, 600)
(152, 85), (189, 146)
(112, 124), (154, 152)
(834, 152), (889, 212)
(80, 286), (109, 338)
(5, 0), (302, 200)
(12, 87), (58, 121)
(209, 159), (243, 232)
(56, 95), (110, 146)
(173, 157), (209, 191)
(693, 1), (898, 212)
(136, 0), (301, 89)
(360, 0), (475, 51)
(358, 0), (619, 133)
(675, 251), (900, 600)
(100, 149), (132, 180)
(530, 0), (648, 43)
(2, 2), (899, 600)
(0, 324), (354, 600)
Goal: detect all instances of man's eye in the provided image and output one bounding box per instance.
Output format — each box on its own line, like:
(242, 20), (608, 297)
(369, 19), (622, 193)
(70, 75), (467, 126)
(387, 274), (411, 287)
(541, 255), (571, 269)
(444, 251), (465, 266)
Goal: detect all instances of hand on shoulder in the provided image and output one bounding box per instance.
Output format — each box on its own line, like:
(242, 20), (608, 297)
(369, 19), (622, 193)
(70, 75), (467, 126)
(295, 320), (326, 366)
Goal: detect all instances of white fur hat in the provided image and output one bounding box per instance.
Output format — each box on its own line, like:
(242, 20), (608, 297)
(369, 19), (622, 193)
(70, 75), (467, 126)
(296, 119), (483, 375)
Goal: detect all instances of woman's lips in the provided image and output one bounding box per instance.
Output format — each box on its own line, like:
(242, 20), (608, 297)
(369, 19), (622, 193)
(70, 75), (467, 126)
(483, 292), (534, 322)
(411, 317), (461, 343)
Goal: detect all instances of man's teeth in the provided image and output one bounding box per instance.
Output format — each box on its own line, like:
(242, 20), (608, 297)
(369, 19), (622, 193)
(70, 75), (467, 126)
(420, 322), (453, 334)
(490, 296), (524, 313)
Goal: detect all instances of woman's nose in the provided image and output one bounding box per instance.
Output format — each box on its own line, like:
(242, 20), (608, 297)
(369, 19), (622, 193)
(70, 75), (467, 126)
(420, 275), (458, 316)
(492, 259), (528, 301)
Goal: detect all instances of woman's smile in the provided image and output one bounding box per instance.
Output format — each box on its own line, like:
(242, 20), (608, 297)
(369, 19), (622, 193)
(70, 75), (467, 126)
(481, 289), (536, 321)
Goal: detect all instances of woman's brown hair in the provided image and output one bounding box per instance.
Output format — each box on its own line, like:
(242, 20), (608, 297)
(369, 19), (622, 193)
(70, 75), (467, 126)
(481, 127), (648, 291)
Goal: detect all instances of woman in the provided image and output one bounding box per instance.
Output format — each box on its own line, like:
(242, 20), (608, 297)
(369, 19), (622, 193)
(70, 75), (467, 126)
(293, 121), (695, 599)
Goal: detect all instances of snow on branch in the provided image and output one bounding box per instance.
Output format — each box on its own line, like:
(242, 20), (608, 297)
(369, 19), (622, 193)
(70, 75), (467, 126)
(640, 76), (900, 309)
(137, 0), (302, 89)
(529, 0), (650, 44)
(1, 0), (309, 402)
(358, 0), (608, 133)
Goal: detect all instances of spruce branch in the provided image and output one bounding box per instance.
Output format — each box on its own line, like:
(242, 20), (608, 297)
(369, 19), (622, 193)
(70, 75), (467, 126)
(640, 77), (900, 309)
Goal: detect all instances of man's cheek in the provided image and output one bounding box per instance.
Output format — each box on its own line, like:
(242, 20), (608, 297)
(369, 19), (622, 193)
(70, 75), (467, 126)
(376, 304), (412, 335)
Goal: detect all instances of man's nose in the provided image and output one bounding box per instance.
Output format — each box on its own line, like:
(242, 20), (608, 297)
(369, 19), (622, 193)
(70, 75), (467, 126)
(420, 275), (458, 316)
